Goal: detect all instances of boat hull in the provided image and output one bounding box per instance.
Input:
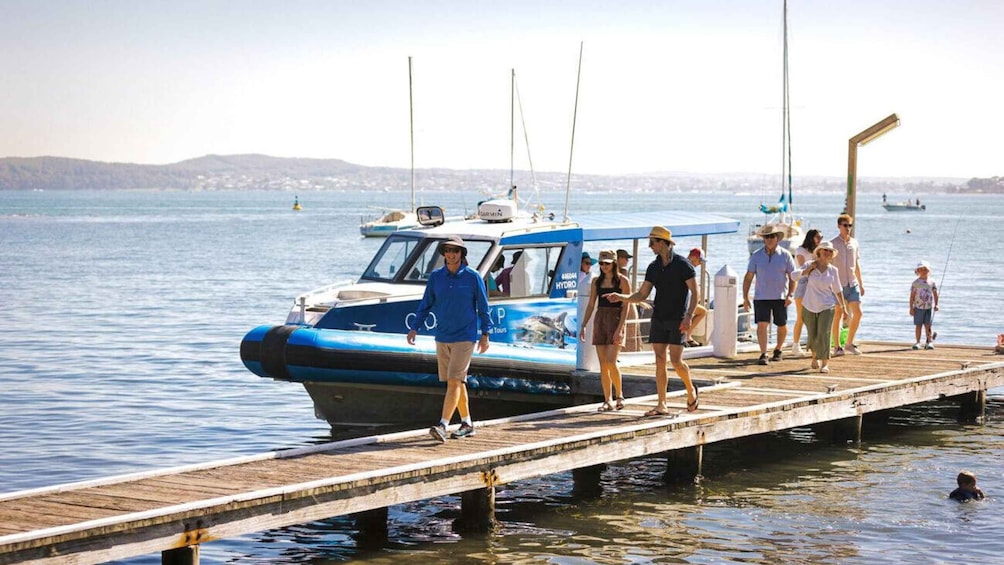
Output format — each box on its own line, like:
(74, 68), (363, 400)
(240, 325), (581, 426)
(882, 203), (925, 212)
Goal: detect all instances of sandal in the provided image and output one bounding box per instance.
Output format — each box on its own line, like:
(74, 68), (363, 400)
(687, 386), (700, 413)
(685, 339), (700, 347)
(615, 396), (625, 410)
(598, 402), (614, 412)
(644, 407), (671, 417)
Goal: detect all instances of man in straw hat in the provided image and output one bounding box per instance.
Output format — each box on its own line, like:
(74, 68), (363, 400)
(608, 226), (700, 415)
(743, 224), (797, 365)
(407, 235), (492, 443)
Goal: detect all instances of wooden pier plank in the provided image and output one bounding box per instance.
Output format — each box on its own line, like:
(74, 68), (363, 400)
(0, 343), (1000, 565)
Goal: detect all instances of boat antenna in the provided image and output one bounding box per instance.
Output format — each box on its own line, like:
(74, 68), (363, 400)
(408, 56), (416, 213)
(563, 41), (583, 223)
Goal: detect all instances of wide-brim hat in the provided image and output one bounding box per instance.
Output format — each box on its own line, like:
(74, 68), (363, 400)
(598, 249), (616, 263)
(757, 224), (786, 238)
(813, 240), (838, 258)
(581, 251), (597, 265)
(438, 235), (468, 257)
(649, 226), (675, 244)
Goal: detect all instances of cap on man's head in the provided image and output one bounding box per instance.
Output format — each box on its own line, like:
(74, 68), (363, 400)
(438, 235), (468, 257)
(616, 249), (632, 260)
(581, 252), (597, 266)
(648, 226), (675, 244)
(689, 248), (706, 262)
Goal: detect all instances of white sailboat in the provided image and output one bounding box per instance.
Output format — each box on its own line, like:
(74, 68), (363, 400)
(360, 57), (420, 237)
(748, 0), (803, 254)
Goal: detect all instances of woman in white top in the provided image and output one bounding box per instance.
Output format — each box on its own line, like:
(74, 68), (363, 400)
(791, 229), (823, 356)
(798, 240), (846, 373)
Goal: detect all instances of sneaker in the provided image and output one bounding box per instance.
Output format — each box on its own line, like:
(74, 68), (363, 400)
(845, 343), (861, 355)
(758, 353), (770, 365)
(451, 423), (476, 439)
(820, 366), (830, 373)
(833, 347), (845, 357)
(771, 349), (783, 362)
(925, 342), (935, 350)
(429, 424), (447, 443)
(912, 343), (921, 350)
(791, 343), (803, 357)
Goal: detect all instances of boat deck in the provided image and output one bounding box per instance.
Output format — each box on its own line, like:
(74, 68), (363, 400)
(2, 342), (1001, 565)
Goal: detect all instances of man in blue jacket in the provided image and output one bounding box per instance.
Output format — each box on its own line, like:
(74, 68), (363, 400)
(407, 235), (492, 442)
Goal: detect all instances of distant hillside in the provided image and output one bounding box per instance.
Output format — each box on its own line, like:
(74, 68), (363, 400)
(0, 154), (995, 193)
(0, 154), (370, 191)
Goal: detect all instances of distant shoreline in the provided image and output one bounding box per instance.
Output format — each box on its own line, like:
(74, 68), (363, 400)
(1, 154), (998, 193)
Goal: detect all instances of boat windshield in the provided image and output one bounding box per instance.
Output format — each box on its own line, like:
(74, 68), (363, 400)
(361, 236), (493, 283)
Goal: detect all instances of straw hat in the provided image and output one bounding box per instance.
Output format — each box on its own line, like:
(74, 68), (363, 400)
(649, 226), (675, 244)
(756, 224), (786, 238)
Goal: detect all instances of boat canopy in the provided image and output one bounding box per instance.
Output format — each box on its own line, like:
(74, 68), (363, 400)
(575, 211), (740, 242)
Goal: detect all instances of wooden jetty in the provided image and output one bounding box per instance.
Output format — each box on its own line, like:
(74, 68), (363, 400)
(1, 342), (1001, 565)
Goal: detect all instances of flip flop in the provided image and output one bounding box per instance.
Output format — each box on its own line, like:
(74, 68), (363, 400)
(687, 386), (700, 412)
(644, 407), (671, 417)
(598, 402), (614, 412)
(615, 396), (625, 410)
(685, 339), (700, 347)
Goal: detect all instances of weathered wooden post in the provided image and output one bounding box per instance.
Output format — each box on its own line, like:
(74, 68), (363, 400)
(571, 464), (606, 498)
(664, 446), (702, 484)
(162, 545), (198, 565)
(457, 487), (498, 534)
(352, 507), (388, 545)
(959, 389), (986, 423)
(812, 415), (863, 444)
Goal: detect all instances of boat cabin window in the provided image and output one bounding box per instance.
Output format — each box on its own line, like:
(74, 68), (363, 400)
(361, 236), (493, 283)
(491, 245), (563, 298)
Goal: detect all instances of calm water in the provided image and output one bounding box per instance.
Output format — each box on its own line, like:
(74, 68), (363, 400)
(1, 188), (1001, 564)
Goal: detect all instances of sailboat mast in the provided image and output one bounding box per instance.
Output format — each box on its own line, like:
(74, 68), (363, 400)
(563, 42), (583, 223)
(783, 0), (793, 212)
(408, 56), (416, 213)
(510, 68), (515, 191)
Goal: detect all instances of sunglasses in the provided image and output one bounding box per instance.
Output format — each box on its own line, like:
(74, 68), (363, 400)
(763, 234), (779, 239)
(648, 238), (663, 245)
(840, 223), (853, 228)
(442, 246), (462, 254)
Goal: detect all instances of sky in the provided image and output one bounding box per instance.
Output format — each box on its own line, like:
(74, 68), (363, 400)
(2, 0), (1002, 180)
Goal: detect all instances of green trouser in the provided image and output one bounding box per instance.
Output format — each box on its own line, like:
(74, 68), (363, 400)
(803, 307), (835, 359)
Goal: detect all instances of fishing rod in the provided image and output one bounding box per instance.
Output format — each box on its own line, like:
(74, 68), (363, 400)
(930, 213), (964, 340)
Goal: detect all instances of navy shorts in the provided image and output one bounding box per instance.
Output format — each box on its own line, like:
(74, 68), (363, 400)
(913, 307), (933, 326)
(753, 299), (788, 326)
(649, 317), (686, 346)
